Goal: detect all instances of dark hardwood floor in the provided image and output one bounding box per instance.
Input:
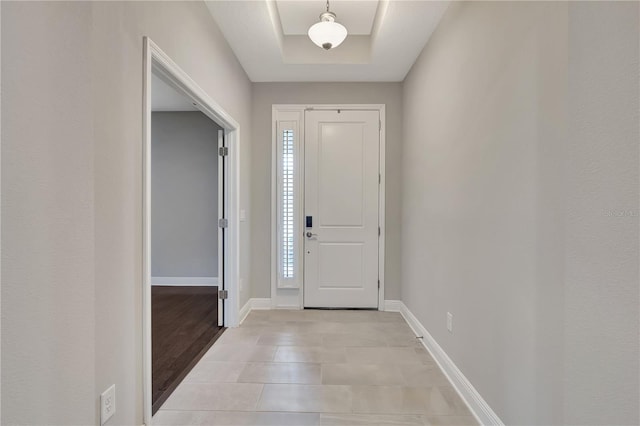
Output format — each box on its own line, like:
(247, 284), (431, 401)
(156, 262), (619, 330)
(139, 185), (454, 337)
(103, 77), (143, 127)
(152, 286), (224, 414)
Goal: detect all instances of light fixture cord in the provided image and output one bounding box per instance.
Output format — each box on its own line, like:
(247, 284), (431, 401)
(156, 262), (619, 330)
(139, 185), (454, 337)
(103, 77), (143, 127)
(326, 0), (330, 12)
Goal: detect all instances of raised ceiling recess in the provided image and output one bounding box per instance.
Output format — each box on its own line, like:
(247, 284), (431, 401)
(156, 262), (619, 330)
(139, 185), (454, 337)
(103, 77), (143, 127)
(277, 0), (377, 36)
(205, 0), (450, 82)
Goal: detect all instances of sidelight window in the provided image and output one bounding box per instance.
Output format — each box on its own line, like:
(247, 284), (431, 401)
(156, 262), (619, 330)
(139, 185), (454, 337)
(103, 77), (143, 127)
(276, 121), (301, 288)
(281, 129), (295, 279)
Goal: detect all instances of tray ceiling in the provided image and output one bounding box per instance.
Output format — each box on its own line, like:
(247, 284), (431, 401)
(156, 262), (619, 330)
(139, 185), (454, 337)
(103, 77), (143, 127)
(276, 0), (379, 35)
(205, 0), (449, 82)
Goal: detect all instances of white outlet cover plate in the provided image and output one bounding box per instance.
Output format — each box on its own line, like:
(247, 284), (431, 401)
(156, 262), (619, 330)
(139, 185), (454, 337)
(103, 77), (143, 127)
(101, 384), (116, 425)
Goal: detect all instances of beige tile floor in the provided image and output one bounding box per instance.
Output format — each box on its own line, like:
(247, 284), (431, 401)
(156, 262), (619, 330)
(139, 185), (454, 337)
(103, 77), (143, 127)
(153, 310), (477, 426)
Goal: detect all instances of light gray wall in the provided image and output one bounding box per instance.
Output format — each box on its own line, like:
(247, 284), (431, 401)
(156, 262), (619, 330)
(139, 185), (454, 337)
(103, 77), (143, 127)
(2, 3), (96, 424)
(251, 82), (403, 300)
(151, 112), (220, 278)
(564, 2), (639, 424)
(402, 1), (638, 425)
(2, 2), (253, 424)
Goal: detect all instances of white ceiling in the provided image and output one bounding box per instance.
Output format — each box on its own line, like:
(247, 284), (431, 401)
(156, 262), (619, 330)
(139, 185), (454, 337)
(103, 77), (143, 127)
(204, 0), (449, 82)
(152, 73), (198, 112)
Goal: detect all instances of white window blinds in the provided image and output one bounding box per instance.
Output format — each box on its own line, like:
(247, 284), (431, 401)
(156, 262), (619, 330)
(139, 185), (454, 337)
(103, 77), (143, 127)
(276, 121), (300, 288)
(281, 129), (295, 279)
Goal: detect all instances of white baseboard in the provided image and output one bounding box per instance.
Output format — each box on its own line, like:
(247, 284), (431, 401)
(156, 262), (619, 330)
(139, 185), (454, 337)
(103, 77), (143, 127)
(385, 300), (503, 426)
(251, 298), (272, 310)
(237, 296), (501, 424)
(239, 298), (272, 324)
(383, 299), (403, 312)
(152, 276), (218, 286)
(239, 299), (252, 324)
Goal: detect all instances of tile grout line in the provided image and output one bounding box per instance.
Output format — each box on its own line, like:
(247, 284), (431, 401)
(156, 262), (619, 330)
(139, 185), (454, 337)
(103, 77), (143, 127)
(158, 311), (476, 423)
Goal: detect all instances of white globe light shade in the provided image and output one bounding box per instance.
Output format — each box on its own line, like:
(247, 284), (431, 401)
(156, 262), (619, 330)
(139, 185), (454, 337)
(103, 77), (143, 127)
(308, 19), (347, 50)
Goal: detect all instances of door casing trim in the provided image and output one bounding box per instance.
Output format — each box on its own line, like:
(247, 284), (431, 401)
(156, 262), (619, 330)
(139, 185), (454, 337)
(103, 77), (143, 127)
(270, 104), (386, 310)
(142, 37), (241, 425)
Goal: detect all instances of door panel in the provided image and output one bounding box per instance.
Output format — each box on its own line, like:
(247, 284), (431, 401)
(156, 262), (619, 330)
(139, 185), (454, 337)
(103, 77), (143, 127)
(304, 110), (379, 308)
(318, 243), (364, 288)
(318, 123), (365, 226)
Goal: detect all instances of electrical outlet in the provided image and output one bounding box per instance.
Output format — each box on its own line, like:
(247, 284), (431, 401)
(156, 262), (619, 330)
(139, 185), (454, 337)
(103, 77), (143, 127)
(100, 384), (116, 425)
(447, 312), (453, 333)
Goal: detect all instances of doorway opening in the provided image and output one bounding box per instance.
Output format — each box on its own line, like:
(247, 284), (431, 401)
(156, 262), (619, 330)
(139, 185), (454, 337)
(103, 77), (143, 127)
(143, 37), (240, 424)
(149, 74), (225, 413)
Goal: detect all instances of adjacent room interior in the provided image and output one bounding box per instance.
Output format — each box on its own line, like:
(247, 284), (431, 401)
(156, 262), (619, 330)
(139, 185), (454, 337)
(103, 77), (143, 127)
(150, 72), (226, 413)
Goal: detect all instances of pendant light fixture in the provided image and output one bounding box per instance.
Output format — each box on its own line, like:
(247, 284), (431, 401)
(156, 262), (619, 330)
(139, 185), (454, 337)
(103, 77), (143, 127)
(308, 0), (348, 50)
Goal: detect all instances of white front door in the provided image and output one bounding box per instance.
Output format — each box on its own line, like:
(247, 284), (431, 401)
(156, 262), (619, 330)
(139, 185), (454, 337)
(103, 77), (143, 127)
(303, 110), (380, 308)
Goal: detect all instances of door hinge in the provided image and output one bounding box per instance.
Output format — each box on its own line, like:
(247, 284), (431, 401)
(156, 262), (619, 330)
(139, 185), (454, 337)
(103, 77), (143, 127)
(218, 289), (228, 300)
(218, 218), (229, 228)
(378, 226), (381, 236)
(379, 173), (381, 184)
(218, 146), (229, 156)
(378, 279), (380, 289)
(379, 120), (382, 131)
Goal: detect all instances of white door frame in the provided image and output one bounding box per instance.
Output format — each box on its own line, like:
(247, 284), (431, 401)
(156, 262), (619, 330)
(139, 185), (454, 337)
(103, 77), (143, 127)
(142, 37), (241, 425)
(270, 104), (386, 310)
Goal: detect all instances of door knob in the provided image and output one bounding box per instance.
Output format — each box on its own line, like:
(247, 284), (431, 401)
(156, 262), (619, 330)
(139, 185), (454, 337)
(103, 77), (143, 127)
(306, 231), (318, 238)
